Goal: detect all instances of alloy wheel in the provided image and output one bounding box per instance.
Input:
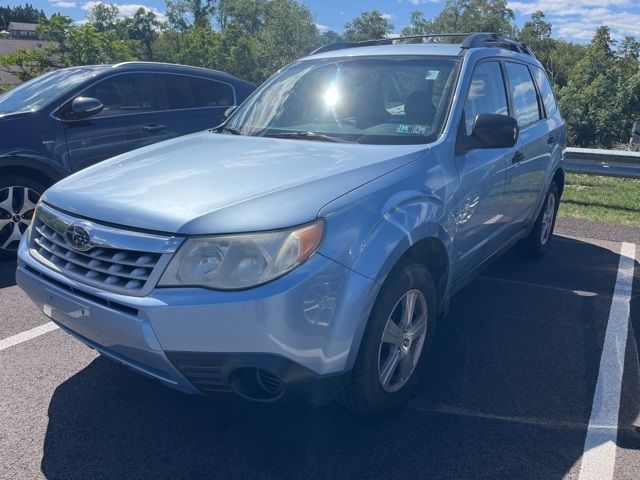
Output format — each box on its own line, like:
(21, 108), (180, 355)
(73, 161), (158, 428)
(377, 289), (429, 393)
(0, 186), (39, 252)
(540, 191), (556, 246)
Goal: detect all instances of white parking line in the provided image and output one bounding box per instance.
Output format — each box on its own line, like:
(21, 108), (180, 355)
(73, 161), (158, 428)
(0, 322), (58, 352)
(578, 242), (636, 480)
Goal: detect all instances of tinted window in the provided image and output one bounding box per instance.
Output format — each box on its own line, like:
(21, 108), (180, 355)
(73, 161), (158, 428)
(505, 62), (541, 127)
(162, 75), (234, 110)
(82, 73), (157, 116)
(464, 61), (509, 135)
(532, 67), (557, 116)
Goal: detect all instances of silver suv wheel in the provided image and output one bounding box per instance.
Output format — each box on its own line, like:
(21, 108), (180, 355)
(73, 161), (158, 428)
(0, 186), (39, 252)
(378, 289), (429, 393)
(540, 190), (556, 246)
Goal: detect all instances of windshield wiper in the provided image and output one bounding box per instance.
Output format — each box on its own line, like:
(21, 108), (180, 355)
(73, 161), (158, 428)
(263, 131), (355, 143)
(217, 125), (243, 135)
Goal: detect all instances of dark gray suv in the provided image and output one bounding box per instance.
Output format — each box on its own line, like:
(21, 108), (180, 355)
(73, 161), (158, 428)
(0, 61), (255, 256)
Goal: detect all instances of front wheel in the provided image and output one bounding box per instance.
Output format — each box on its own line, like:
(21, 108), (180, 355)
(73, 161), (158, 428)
(0, 175), (45, 259)
(517, 181), (559, 260)
(338, 261), (437, 417)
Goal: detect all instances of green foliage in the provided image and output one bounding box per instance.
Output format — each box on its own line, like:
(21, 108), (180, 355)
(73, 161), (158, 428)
(343, 10), (393, 42)
(402, 0), (516, 37)
(557, 27), (640, 148)
(0, 47), (56, 82)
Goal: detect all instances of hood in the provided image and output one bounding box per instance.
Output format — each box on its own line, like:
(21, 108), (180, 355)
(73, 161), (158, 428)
(43, 131), (429, 235)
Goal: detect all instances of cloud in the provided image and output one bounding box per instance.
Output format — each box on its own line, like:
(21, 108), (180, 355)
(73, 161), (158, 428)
(408, 0), (441, 4)
(81, 1), (167, 22)
(509, 0), (640, 40)
(50, 1), (77, 7)
(381, 13), (397, 20)
(315, 23), (329, 33)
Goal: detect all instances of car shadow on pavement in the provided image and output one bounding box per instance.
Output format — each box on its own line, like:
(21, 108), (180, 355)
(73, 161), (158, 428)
(0, 259), (16, 288)
(40, 236), (640, 480)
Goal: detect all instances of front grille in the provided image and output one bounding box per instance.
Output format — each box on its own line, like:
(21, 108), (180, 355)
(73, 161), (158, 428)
(29, 204), (181, 296)
(32, 220), (160, 292)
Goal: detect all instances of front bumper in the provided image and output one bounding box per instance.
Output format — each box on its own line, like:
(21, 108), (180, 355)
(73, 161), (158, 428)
(17, 236), (377, 401)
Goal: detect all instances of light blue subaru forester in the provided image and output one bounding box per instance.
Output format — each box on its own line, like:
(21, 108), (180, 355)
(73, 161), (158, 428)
(17, 33), (566, 416)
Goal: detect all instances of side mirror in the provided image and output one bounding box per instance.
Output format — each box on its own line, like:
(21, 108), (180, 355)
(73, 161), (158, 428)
(224, 105), (237, 118)
(470, 113), (518, 149)
(67, 97), (103, 120)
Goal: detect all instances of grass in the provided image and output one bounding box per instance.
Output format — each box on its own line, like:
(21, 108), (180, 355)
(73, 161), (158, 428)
(558, 174), (640, 227)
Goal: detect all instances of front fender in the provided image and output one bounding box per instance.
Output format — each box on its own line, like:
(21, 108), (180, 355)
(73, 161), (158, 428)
(317, 154), (456, 286)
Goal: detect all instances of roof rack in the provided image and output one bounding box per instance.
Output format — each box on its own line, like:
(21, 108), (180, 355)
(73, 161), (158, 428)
(310, 32), (534, 57)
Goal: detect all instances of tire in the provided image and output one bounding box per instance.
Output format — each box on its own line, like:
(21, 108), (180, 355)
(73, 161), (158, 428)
(338, 260), (438, 417)
(0, 174), (46, 259)
(516, 181), (559, 260)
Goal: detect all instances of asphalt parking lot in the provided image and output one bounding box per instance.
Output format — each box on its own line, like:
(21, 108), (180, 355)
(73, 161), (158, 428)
(1, 217), (639, 480)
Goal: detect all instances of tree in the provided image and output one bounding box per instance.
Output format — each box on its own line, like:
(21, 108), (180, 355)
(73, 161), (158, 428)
(557, 26), (640, 148)
(426, 0), (516, 37)
(85, 3), (120, 33)
(401, 12), (432, 37)
(125, 8), (161, 61)
(343, 10), (393, 42)
(519, 11), (551, 51)
(165, 0), (215, 30)
(0, 47), (55, 82)
(254, 0), (320, 82)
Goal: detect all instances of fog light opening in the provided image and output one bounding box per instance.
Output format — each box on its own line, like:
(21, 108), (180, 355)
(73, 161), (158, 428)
(229, 368), (284, 401)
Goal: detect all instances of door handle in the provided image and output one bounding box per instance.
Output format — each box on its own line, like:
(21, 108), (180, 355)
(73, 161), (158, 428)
(143, 124), (166, 132)
(512, 151), (525, 164)
(547, 135), (556, 145)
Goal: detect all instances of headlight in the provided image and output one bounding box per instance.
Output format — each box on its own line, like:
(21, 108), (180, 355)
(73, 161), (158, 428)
(158, 220), (324, 290)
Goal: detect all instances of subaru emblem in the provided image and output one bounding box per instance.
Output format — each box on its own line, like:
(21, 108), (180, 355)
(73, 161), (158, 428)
(64, 223), (92, 251)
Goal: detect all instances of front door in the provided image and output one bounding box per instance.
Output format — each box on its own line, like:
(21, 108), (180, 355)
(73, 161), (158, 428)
(454, 60), (515, 277)
(62, 72), (170, 172)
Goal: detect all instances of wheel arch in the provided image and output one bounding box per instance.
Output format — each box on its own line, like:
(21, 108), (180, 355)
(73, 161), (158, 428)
(552, 167), (565, 198)
(0, 157), (64, 191)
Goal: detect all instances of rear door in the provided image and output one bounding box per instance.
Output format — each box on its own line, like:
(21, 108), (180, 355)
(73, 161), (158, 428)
(502, 61), (550, 229)
(62, 72), (170, 172)
(454, 60), (515, 276)
(156, 73), (236, 137)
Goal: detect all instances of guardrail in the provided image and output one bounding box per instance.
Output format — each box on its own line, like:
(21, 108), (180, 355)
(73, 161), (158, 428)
(565, 147), (640, 179)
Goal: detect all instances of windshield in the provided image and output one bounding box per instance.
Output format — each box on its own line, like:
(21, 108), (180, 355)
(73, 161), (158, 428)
(226, 56), (459, 145)
(0, 67), (104, 114)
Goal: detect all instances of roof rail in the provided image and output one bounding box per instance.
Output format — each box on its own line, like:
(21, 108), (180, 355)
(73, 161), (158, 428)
(460, 32), (533, 56)
(310, 32), (535, 58)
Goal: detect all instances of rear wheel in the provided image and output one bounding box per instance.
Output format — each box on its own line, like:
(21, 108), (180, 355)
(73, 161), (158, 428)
(0, 175), (45, 259)
(338, 261), (437, 417)
(517, 181), (559, 260)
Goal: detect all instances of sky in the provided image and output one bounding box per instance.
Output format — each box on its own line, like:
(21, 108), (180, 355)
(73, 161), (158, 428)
(9, 0), (640, 42)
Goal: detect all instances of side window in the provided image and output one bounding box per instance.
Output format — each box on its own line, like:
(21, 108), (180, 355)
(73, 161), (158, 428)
(505, 62), (541, 127)
(464, 62), (509, 136)
(162, 75), (235, 110)
(81, 74), (157, 116)
(532, 66), (557, 116)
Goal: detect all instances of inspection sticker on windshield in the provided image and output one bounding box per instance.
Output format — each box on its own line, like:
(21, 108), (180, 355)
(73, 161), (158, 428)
(425, 70), (440, 80)
(396, 124), (429, 135)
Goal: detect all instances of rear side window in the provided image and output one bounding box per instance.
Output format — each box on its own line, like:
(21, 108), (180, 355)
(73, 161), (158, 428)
(532, 67), (557, 116)
(161, 75), (235, 110)
(505, 62), (541, 127)
(464, 61), (509, 136)
(81, 73), (157, 116)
